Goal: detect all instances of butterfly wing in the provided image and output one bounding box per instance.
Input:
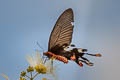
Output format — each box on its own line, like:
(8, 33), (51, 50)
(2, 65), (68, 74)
(48, 8), (74, 53)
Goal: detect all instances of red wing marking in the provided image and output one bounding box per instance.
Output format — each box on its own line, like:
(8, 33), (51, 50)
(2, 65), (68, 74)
(70, 54), (76, 60)
(78, 61), (83, 67)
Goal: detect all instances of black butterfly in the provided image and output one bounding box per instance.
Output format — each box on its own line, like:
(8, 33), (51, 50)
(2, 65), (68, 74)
(43, 8), (101, 67)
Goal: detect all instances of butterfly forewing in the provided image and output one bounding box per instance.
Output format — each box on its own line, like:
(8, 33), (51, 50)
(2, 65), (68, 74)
(48, 8), (74, 52)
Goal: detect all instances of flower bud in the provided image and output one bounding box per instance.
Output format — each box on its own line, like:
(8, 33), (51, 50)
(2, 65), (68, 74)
(19, 77), (26, 80)
(20, 71), (26, 77)
(35, 64), (47, 74)
(27, 66), (34, 72)
(42, 78), (47, 80)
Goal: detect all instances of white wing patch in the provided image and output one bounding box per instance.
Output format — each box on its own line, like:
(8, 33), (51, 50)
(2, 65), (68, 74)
(78, 48), (84, 53)
(71, 22), (74, 26)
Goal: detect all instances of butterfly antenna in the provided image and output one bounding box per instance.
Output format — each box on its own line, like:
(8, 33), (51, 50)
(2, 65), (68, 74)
(43, 58), (47, 64)
(37, 41), (44, 52)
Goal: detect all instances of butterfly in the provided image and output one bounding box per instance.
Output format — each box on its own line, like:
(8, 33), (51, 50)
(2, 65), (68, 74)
(43, 8), (101, 67)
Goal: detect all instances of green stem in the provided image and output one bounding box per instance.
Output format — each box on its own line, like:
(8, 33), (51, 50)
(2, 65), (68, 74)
(30, 72), (32, 78)
(33, 73), (39, 79)
(30, 78), (33, 80)
(25, 75), (31, 79)
(51, 59), (53, 73)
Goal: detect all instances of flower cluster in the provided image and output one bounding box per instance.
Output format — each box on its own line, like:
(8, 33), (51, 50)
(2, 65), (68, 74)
(19, 51), (57, 80)
(34, 64), (47, 74)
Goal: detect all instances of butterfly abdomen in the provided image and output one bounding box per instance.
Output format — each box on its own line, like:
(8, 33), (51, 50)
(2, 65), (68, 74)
(55, 55), (68, 63)
(44, 52), (68, 63)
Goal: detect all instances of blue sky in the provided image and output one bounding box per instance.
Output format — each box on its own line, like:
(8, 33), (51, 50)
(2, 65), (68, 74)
(0, 0), (120, 80)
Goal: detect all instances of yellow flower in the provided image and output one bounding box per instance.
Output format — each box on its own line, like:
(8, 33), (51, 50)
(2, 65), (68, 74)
(20, 71), (26, 77)
(35, 64), (47, 74)
(19, 77), (26, 80)
(26, 51), (57, 80)
(27, 66), (34, 72)
(42, 78), (47, 80)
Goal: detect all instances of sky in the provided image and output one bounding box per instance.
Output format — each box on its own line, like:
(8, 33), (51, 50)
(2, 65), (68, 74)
(0, 0), (120, 80)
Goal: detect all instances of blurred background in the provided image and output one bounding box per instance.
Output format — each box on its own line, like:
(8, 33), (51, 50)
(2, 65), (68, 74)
(0, 0), (120, 80)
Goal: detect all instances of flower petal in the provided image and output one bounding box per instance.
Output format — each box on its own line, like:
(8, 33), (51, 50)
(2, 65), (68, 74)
(0, 73), (9, 80)
(26, 55), (36, 67)
(35, 52), (43, 65)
